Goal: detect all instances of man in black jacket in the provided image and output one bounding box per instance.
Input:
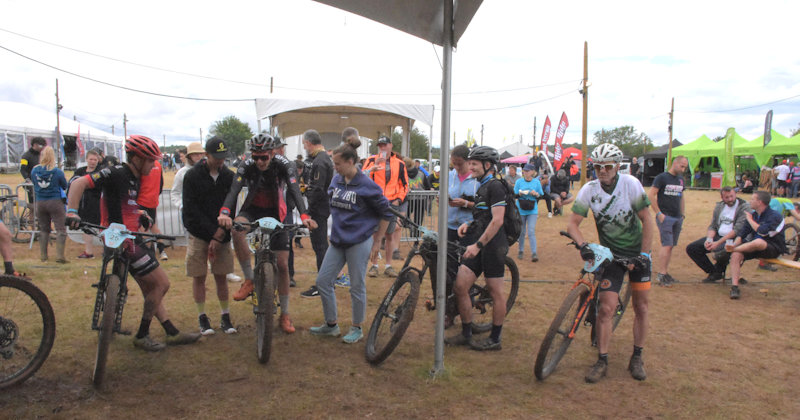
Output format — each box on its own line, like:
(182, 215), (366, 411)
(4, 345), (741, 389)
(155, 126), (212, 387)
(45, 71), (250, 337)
(20, 137), (46, 204)
(182, 137), (237, 335)
(550, 169), (574, 215)
(299, 129), (334, 298)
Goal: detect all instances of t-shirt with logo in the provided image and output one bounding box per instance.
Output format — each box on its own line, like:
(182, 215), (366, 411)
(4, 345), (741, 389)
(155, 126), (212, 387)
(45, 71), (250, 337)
(466, 174), (507, 245)
(652, 172), (684, 217)
(791, 166), (800, 181)
(572, 174), (651, 258)
(86, 164), (142, 231)
(717, 201), (739, 237)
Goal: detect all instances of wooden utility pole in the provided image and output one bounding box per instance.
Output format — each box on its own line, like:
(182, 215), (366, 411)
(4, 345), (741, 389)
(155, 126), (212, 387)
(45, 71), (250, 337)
(55, 79), (63, 166)
(480, 124), (484, 146)
(667, 97), (674, 164)
(123, 113), (128, 140)
(270, 77), (273, 94)
(163, 135), (166, 149)
(200, 128), (203, 141)
(532, 116), (537, 153)
(580, 41), (589, 187)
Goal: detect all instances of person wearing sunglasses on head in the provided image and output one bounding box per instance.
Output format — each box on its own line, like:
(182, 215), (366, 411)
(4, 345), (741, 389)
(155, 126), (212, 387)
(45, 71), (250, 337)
(217, 134), (318, 334)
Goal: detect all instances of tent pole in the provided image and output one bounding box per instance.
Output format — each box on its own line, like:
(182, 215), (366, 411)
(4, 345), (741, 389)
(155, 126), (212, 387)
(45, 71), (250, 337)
(432, 0), (453, 378)
(580, 42), (589, 187)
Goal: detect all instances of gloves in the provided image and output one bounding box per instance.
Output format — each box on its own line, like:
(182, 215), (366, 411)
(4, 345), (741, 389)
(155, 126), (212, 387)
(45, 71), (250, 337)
(65, 213), (82, 230)
(138, 211), (153, 230)
(633, 252), (651, 271)
(579, 243), (595, 262)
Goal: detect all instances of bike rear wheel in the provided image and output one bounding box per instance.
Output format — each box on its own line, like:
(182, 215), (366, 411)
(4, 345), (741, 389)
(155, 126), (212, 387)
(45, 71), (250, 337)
(0, 275), (56, 389)
(783, 223), (800, 261)
(255, 262), (276, 364)
(12, 206), (33, 244)
(471, 256), (521, 333)
(93, 275), (119, 388)
(534, 282), (591, 380)
(365, 268), (421, 365)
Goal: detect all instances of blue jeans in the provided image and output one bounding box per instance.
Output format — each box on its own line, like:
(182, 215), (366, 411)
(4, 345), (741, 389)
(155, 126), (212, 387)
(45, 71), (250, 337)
(315, 237), (373, 325)
(518, 213), (538, 256)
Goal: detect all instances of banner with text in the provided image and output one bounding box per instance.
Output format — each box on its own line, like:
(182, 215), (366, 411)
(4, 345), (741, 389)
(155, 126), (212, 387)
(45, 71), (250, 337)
(553, 112), (569, 171)
(540, 115), (552, 154)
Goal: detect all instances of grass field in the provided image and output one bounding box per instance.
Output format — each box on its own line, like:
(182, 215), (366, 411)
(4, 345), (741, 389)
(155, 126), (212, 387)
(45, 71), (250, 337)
(1, 172), (799, 419)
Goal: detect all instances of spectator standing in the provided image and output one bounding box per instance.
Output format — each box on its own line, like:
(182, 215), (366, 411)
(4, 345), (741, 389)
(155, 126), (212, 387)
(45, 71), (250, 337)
(309, 139), (391, 343)
(414, 159), (430, 178)
(685, 186), (750, 283)
(70, 148), (103, 258)
(182, 137), (237, 335)
(505, 164), (521, 186)
(362, 135), (409, 277)
(648, 156), (688, 287)
(515, 163), (544, 262)
(774, 160), (791, 196)
(790, 161), (800, 198)
(137, 158), (168, 261)
(405, 156), (431, 239)
(31, 146), (68, 263)
(20, 136), (46, 207)
(631, 157), (641, 181)
(170, 142), (204, 212)
(427, 165), (441, 190)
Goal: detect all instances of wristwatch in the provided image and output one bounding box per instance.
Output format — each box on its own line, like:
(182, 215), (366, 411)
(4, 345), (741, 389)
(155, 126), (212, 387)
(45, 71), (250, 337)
(476, 241), (484, 249)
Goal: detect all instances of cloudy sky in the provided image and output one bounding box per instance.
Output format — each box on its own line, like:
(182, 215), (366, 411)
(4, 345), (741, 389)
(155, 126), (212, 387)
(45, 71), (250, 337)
(1, 0), (798, 151)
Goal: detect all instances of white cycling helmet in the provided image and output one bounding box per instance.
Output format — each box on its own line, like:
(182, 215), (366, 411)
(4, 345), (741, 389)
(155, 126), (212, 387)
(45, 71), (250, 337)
(591, 143), (624, 163)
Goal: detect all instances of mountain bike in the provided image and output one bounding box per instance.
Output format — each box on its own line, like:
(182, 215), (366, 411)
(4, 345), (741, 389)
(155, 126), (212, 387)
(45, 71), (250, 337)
(0, 194), (34, 244)
(233, 217), (303, 364)
(782, 222), (799, 261)
(76, 221), (175, 388)
(534, 231), (637, 380)
(365, 209), (520, 365)
(0, 274), (56, 389)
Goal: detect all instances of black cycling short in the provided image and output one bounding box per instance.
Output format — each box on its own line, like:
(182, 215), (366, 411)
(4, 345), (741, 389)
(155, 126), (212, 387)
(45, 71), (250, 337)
(140, 205), (157, 222)
(461, 233), (509, 279)
(597, 259), (652, 294)
(237, 206), (291, 251)
(123, 239), (160, 277)
(742, 241), (781, 261)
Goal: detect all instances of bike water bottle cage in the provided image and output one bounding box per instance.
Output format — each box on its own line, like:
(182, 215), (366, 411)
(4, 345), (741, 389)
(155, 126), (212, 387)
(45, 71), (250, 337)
(101, 223), (135, 248)
(583, 243), (613, 273)
(255, 217), (283, 231)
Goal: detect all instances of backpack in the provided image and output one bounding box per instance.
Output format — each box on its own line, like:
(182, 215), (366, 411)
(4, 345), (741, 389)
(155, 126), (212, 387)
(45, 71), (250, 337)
(496, 176), (522, 246)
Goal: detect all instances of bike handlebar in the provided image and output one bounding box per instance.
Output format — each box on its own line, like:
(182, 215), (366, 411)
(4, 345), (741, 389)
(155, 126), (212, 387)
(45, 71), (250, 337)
(232, 221), (304, 233)
(77, 221), (177, 242)
(560, 230), (642, 269)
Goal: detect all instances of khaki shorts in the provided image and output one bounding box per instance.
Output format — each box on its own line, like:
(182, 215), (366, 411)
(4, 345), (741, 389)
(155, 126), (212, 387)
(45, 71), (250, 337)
(186, 234), (234, 277)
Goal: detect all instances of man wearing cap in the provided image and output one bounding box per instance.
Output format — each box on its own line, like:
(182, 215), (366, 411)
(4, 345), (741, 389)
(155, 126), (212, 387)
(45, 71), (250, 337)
(774, 159), (791, 197)
(362, 135), (409, 277)
(427, 165), (441, 190)
(182, 136), (238, 335)
(171, 142), (205, 212)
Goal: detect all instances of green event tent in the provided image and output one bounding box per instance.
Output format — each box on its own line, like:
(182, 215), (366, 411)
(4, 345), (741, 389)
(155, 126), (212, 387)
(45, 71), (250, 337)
(759, 130), (800, 164)
(672, 130), (766, 187)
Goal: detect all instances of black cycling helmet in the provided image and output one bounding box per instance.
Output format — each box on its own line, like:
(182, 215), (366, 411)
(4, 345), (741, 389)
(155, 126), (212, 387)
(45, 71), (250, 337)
(467, 146), (500, 165)
(250, 133), (273, 152)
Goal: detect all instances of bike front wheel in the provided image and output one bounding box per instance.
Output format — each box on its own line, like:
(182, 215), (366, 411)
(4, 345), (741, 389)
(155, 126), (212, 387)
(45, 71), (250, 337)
(93, 275), (120, 388)
(471, 256), (521, 333)
(534, 282), (591, 380)
(365, 268), (421, 365)
(0, 275), (56, 389)
(255, 262), (276, 364)
(11, 206), (33, 244)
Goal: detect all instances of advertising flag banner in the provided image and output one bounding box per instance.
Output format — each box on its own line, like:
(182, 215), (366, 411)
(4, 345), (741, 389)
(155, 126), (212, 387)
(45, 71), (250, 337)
(553, 112), (569, 170)
(540, 116), (552, 154)
(763, 110), (773, 147)
(723, 127), (736, 187)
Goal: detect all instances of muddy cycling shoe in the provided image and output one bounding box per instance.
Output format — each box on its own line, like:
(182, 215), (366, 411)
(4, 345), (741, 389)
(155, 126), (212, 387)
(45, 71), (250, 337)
(384, 266), (398, 277)
(444, 333), (471, 346)
(730, 285), (741, 300)
(585, 359), (608, 383)
(165, 331), (202, 346)
(233, 279), (254, 301)
(628, 355), (646, 381)
(279, 314), (296, 334)
(367, 266), (379, 278)
(133, 335), (166, 352)
(469, 336), (501, 351)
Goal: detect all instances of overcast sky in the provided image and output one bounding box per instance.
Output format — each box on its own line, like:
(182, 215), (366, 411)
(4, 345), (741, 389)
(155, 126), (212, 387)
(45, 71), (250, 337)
(1, 0), (798, 151)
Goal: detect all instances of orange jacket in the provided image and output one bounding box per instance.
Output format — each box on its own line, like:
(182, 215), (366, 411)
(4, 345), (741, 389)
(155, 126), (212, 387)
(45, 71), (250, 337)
(362, 152), (409, 202)
(137, 160), (163, 209)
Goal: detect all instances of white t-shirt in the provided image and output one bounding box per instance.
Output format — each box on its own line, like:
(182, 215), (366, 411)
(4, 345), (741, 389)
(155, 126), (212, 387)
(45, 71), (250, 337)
(775, 164), (790, 181)
(717, 201), (738, 237)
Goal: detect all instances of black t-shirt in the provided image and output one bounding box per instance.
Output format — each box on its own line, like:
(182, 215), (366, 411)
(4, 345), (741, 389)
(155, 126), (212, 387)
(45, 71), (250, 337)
(652, 172), (684, 217)
(466, 175), (507, 243)
(86, 164), (142, 231)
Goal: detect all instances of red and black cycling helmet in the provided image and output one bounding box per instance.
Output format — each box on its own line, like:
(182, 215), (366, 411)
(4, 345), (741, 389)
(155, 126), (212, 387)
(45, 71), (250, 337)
(250, 133), (274, 152)
(125, 135), (162, 160)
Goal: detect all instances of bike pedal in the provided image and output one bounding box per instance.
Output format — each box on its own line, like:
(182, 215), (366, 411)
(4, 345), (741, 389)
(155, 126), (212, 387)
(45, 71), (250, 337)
(91, 283), (99, 288)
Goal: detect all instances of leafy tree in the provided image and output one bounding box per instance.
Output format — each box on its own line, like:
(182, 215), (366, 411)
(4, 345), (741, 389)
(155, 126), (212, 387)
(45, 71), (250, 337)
(791, 123), (800, 137)
(367, 127), (432, 158)
(593, 126), (653, 158)
(208, 115), (253, 157)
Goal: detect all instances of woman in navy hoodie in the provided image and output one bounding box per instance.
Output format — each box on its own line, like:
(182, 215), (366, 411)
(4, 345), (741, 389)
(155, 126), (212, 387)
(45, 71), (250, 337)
(309, 137), (392, 344)
(31, 146), (68, 263)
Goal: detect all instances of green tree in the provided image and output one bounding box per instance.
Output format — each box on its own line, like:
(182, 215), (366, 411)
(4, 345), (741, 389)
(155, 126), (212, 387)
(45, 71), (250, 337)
(368, 127), (431, 158)
(208, 115), (253, 157)
(593, 126), (653, 157)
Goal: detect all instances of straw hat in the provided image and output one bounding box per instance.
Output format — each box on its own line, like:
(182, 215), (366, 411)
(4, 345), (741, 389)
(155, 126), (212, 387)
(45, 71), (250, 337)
(186, 142), (204, 156)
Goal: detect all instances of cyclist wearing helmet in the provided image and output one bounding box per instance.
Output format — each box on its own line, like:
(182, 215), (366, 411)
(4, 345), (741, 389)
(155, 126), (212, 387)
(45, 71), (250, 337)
(217, 133), (317, 334)
(444, 146), (509, 351)
(66, 135), (201, 352)
(566, 143), (654, 383)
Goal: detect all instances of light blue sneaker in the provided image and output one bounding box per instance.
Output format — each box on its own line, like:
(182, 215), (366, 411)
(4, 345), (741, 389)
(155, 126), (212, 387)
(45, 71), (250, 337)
(342, 326), (363, 344)
(334, 274), (350, 288)
(310, 323), (341, 337)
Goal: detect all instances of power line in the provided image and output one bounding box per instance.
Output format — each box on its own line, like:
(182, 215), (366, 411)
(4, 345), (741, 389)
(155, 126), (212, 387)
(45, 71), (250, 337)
(681, 93), (800, 113)
(450, 89), (578, 112)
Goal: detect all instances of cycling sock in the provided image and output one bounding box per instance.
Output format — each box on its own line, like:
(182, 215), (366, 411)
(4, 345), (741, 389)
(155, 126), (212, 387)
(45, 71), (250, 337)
(241, 261), (254, 281)
(633, 345), (643, 357)
(219, 300), (230, 313)
(490, 324), (503, 343)
(136, 318), (151, 339)
(598, 353), (609, 364)
(196, 302), (205, 314)
(161, 320), (179, 336)
(4, 261), (14, 274)
(279, 295), (289, 315)
(461, 322), (473, 338)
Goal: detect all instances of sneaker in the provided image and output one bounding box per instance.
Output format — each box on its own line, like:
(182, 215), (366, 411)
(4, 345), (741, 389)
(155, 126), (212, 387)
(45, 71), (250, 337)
(295, 239), (303, 249)
(666, 273), (680, 284)
(342, 326), (363, 344)
(730, 285), (741, 300)
(160, 251), (169, 261)
(384, 266), (398, 277)
(310, 323), (341, 337)
(701, 272), (723, 283)
(226, 273), (242, 282)
(444, 333), (471, 346)
(279, 314), (296, 334)
(585, 359), (608, 383)
(367, 265), (379, 278)
(657, 273), (672, 287)
(392, 249), (403, 260)
(233, 279), (254, 301)
(133, 335), (166, 352)
(531, 254), (539, 263)
(198, 314), (215, 336)
(628, 355), (647, 380)
(301, 285), (320, 298)
(289, 278), (296, 288)
(517, 252), (523, 260)
(165, 331), (202, 345)
(334, 274), (351, 288)
(547, 212), (553, 218)
(739, 277), (748, 285)
(469, 336), (502, 351)
(77, 252), (94, 259)
(758, 262), (778, 272)
(220, 313), (237, 334)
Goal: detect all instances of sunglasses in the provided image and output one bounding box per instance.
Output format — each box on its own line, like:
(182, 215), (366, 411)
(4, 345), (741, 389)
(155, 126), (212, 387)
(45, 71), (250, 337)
(252, 155), (270, 162)
(593, 163), (616, 172)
